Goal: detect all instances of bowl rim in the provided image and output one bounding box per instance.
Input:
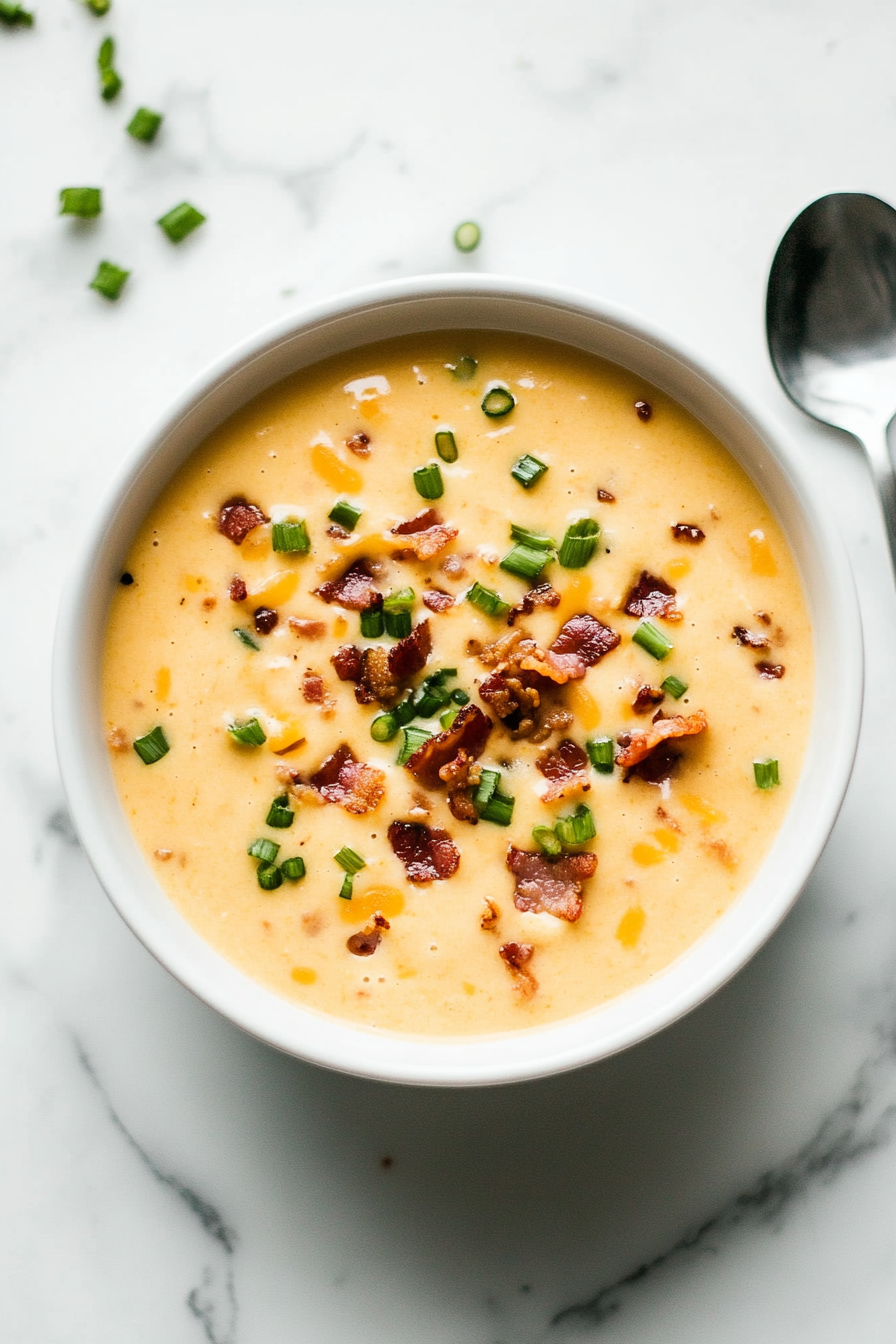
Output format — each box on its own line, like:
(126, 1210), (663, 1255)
(52, 272), (863, 1086)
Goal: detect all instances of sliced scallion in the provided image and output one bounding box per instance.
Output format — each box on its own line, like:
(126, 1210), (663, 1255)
(157, 201), (206, 243)
(84, 0), (110, 14)
(384, 587), (415, 611)
(335, 845), (366, 874)
(440, 705), (460, 729)
(233, 627), (260, 651)
(509, 523), (555, 551)
(328, 499), (362, 531)
(466, 581), (510, 619)
(632, 620), (673, 661)
(339, 873), (354, 900)
(435, 429), (458, 462)
(453, 220), (481, 252)
(661, 675), (688, 699)
(384, 609), (412, 639)
(511, 454), (548, 489)
(370, 712), (398, 743)
(266, 794), (294, 829)
(228, 717), (266, 746)
(59, 186), (102, 218)
(554, 803), (596, 846)
(479, 790), (515, 826)
(753, 758), (780, 790)
(393, 692), (417, 727)
(133, 725), (169, 764)
(0, 4), (34, 25)
(500, 542), (551, 583)
(360, 607), (385, 638)
(271, 518), (310, 553)
(257, 862), (282, 891)
(89, 260), (129, 300)
(558, 518), (600, 569)
(532, 825), (563, 858)
(127, 107), (162, 142)
(397, 725), (433, 765)
(248, 837), (280, 863)
(414, 682), (451, 718)
(97, 37), (122, 100)
(450, 354), (478, 381)
(586, 737), (615, 774)
(451, 687), (470, 705)
(413, 462), (444, 500)
(473, 769), (501, 812)
(481, 386), (515, 418)
(280, 855), (306, 881)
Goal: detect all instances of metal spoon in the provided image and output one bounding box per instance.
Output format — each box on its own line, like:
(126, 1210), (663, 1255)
(767, 191), (896, 575)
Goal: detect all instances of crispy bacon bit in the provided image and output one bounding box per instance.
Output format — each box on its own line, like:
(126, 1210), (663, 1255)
(314, 560), (382, 611)
(756, 661), (785, 679)
(331, 643), (363, 682)
(478, 627), (586, 687)
(536, 738), (591, 801)
(347, 912), (390, 957)
(550, 612), (621, 666)
(388, 820), (460, 883)
(480, 899), (499, 930)
(390, 509), (459, 560)
(254, 606), (278, 634)
(530, 707), (574, 745)
(615, 710), (708, 770)
(346, 431), (371, 456)
(229, 575), (248, 602)
(107, 726), (129, 752)
(217, 496), (268, 544)
(635, 400), (652, 421)
(756, 610), (772, 626)
(623, 571), (681, 622)
(441, 750), (482, 823)
(441, 554), (466, 578)
(703, 839), (738, 868)
(597, 488), (616, 502)
(507, 582), (561, 627)
(498, 941), (538, 996)
(327, 523), (350, 539)
(289, 617), (326, 639)
(507, 847), (598, 922)
(387, 619), (432, 681)
(633, 684), (665, 714)
(656, 805), (682, 831)
(479, 669), (549, 739)
(307, 744), (386, 814)
(405, 703), (492, 789)
(732, 625), (770, 649)
(422, 587), (454, 613)
(671, 523), (705, 543)
(302, 670), (325, 703)
(358, 646), (399, 705)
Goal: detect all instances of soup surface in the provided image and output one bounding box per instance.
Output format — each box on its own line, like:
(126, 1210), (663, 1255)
(103, 332), (813, 1035)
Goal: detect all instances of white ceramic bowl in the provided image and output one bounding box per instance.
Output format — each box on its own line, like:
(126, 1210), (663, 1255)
(53, 274), (863, 1086)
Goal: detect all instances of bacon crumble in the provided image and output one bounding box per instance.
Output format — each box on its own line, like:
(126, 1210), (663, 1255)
(634, 400), (652, 422)
(289, 617), (326, 639)
(302, 744), (386, 815)
(331, 643), (363, 682)
(615, 710), (708, 771)
(597, 488), (616, 502)
(422, 587), (455, 613)
(387, 619), (432, 682)
(756, 661), (785, 679)
(480, 899), (499, 930)
(229, 575), (248, 602)
(671, 523), (705, 543)
(314, 560), (382, 611)
(623, 571), (681, 622)
(536, 738), (592, 801)
(633, 684), (665, 714)
(254, 606), (278, 634)
(507, 582), (561, 627)
(388, 820), (460, 883)
(507, 847), (598, 922)
(302, 670), (325, 703)
(405, 703), (492, 789)
(498, 941), (538, 996)
(550, 612), (621, 667)
(217, 496), (268, 545)
(347, 912), (390, 957)
(390, 509), (459, 560)
(346, 431), (371, 456)
(732, 625), (770, 649)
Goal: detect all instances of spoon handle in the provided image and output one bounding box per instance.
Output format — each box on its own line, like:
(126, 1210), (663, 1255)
(860, 422), (896, 578)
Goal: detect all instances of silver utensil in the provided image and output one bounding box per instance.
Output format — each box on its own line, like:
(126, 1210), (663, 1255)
(767, 191), (896, 574)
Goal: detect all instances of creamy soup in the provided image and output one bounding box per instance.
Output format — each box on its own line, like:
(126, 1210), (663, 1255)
(103, 332), (813, 1036)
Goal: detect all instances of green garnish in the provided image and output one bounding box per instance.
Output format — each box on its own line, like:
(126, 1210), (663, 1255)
(453, 220), (481, 252)
(500, 542), (552, 583)
(661, 675), (688, 699)
(257, 862), (282, 891)
(335, 845), (366, 874)
(360, 607), (385, 638)
(265, 794), (294, 828)
(132, 725), (169, 764)
(440, 705), (460, 729)
(384, 587), (414, 638)
(370, 712), (398, 742)
(511, 454), (548, 489)
(509, 523), (555, 550)
(157, 201), (206, 243)
(413, 673), (453, 718)
(227, 717), (266, 746)
(532, 825), (563, 858)
(59, 187), (102, 218)
(479, 789), (515, 827)
(481, 386), (515, 418)
(449, 355), (478, 381)
(384, 587), (415, 610)
(248, 837), (280, 863)
(89, 260), (129, 300)
(393, 692), (417, 727)
(84, 0), (111, 13)
(233, 627), (260, 651)
(397, 725), (433, 765)
(280, 856), (306, 881)
(339, 873), (354, 900)
(413, 462), (444, 500)
(558, 518), (600, 569)
(126, 106), (162, 142)
(586, 737), (615, 774)
(97, 37), (122, 100)
(0, 3), (34, 25)
(451, 688), (470, 705)
(435, 429), (458, 463)
(328, 499), (362, 531)
(632, 620), (673, 660)
(473, 769), (500, 811)
(554, 803), (596, 846)
(753, 758), (780, 790)
(271, 518), (310, 553)
(466, 581), (510, 619)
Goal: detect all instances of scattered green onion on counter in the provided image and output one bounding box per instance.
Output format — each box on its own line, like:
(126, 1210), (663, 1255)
(157, 201), (206, 243)
(453, 220), (481, 253)
(97, 36), (122, 100)
(89, 260), (129, 300)
(126, 106), (162, 142)
(59, 186), (102, 218)
(0, 4), (35, 25)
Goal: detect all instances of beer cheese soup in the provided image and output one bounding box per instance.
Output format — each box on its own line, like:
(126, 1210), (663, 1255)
(103, 332), (812, 1036)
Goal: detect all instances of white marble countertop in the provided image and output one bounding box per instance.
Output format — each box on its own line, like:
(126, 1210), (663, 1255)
(5, 1), (896, 1339)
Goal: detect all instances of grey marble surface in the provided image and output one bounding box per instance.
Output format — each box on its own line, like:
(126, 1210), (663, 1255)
(4, 1), (896, 1340)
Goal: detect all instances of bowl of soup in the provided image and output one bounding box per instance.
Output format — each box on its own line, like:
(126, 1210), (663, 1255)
(53, 275), (862, 1085)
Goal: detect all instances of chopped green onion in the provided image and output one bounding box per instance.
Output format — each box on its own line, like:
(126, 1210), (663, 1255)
(339, 873), (354, 900)
(384, 609), (412, 639)
(661, 675), (689, 699)
(84, 0), (111, 13)
(391, 693), (416, 728)
(479, 790), (515, 826)
(233, 627), (260, 651)
(89, 260), (129, 300)
(558, 518), (600, 569)
(554, 803), (596, 846)
(466, 581), (510, 619)
(586, 737), (615, 774)
(248, 837), (280, 863)
(532, 825), (563, 858)
(271, 518), (310, 553)
(473, 769), (501, 811)
(435, 429), (458, 463)
(328, 499), (362, 531)
(481, 386), (515, 418)
(632, 620), (673, 661)
(453, 220), (481, 252)
(280, 855), (306, 881)
(127, 107), (162, 142)
(227, 717), (266, 746)
(511, 454), (548, 489)
(257, 862), (282, 891)
(450, 355), (478, 381)
(427, 667), (457, 682)
(335, 845), (366, 874)
(440, 705), (460, 729)
(360, 607), (385, 638)
(500, 542), (551, 583)
(384, 587), (415, 611)
(370, 712), (398, 742)
(132, 725), (169, 764)
(753, 758), (780, 790)
(414, 683), (451, 718)
(266, 794), (294, 828)
(397, 725), (433, 765)
(413, 462), (444, 500)
(509, 523), (555, 551)
(157, 201), (206, 243)
(451, 688), (470, 705)
(97, 37), (122, 100)
(0, 4), (34, 25)
(59, 186), (102, 218)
